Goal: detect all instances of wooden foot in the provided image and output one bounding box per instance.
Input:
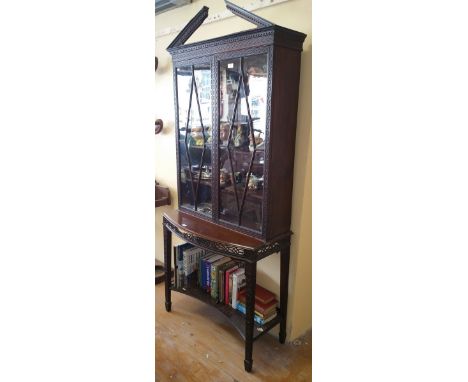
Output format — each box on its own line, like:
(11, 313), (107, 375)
(244, 359), (253, 372)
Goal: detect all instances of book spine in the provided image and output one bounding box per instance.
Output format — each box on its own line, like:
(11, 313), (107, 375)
(211, 264), (217, 299)
(228, 273), (234, 305)
(218, 269), (224, 303)
(236, 303), (272, 326)
(231, 272), (239, 309)
(238, 297), (274, 317)
(176, 246), (182, 288)
(200, 257), (206, 288)
(224, 265), (238, 305)
(205, 260), (211, 292)
(181, 247), (186, 288)
(194, 250), (202, 277)
(183, 251), (189, 286)
(176, 245), (180, 287)
(236, 302), (246, 314)
(190, 251), (196, 277)
(224, 270), (229, 304)
(190, 250), (198, 275)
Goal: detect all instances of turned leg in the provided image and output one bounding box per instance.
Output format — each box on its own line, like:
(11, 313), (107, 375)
(279, 244), (290, 344)
(244, 261), (257, 372)
(163, 222), (172, 312)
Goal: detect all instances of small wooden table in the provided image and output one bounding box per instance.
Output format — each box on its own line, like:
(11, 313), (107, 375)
(162, 209), (291, 372)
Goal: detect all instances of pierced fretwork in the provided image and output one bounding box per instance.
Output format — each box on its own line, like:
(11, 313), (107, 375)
(163, 218), (248, 258)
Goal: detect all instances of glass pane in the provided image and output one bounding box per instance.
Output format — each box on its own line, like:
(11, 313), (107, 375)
(177, 65), (212, 216)
(218, 54), (268, 232)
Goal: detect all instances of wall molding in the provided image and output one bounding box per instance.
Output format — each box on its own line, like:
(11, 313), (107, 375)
(155, 0), (290, 39)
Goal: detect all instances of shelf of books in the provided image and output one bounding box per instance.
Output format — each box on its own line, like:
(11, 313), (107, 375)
(171, 243), (281, 341)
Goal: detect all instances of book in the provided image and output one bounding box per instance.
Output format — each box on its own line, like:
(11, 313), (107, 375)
(175, 245), (182, 288)
(183, 246), (204, 285)
(238, 296), (277, 318)
(224, 264), (240, 304)
(174, 243), (203, 288)
(218, 268), (224, 303)
(188, 247), (205, 275)
(218, 260), (236, 303)
(236, 302), (277, 326)
(231, 268), (246, 309)
(237, 290), (278, 316)
(210, 257), (231, 300)
(176, 243), (193, 288)
(175, 246), (180, 287)
(198, 252), (210, 287)
(239, 284), (276, 305)
(200, 254), (217, 290)
(204, 254), (224, 292)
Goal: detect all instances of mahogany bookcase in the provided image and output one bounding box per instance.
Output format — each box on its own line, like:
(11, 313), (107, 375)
(162, 1), (305, 372)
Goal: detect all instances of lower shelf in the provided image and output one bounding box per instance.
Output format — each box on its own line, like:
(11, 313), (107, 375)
(171, 274), (280, 342)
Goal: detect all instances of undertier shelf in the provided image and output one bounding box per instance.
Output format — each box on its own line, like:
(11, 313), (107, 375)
(171, 274), (280, 341)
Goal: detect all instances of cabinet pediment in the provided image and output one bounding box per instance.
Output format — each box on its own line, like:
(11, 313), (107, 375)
(168, 1), (275, 50)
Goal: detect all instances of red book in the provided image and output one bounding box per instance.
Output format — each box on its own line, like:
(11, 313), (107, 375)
(238, 292), (278, 315)
(238, 284), (276, 305)
(224, 264), (239, 304)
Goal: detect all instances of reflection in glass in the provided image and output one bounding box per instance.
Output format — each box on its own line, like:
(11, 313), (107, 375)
(176, 65), (212, 216)
(218, 54), (268, 232)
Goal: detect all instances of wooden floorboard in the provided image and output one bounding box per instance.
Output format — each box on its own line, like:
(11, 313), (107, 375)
(155, 283), (311, 381)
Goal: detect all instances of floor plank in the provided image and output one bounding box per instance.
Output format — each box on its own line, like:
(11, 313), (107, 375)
(155, 283), (311, 381)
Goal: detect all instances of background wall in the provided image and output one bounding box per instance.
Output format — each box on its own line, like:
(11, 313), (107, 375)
(155, 0), (311, 340)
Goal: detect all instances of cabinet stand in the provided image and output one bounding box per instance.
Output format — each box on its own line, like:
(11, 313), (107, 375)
(161, 1), (305, 374)
(162, 210), (291, 372)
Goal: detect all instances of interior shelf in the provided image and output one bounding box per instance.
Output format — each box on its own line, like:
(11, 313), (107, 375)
(171, 273), (280, 341)
(181, 144), (209, 149)
(221, 186), (263, 200)
(181, 178), (212, 186)
(219, 145), (264, 151)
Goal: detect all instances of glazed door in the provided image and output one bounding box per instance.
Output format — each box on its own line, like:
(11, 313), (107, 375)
(218, 53), (268, 232)
(176, 64), (213, 217)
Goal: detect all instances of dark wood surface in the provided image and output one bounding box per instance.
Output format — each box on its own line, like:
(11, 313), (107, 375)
(163, 209), (263, 249)
(168, 24), (305, 62)
(164, 3), (306, 373)
(168, 36), (305, 240)
(163, 214), (292, 372)
(266, 45), (303, 239)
